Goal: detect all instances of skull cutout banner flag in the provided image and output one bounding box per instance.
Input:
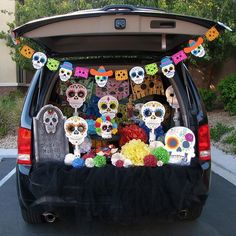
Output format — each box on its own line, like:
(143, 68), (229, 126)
(32, 52), (47, 70)
(98, 95), (119, 119)
(164, 126), (196, 165)
(59, 62), (73, 82)
(46, 58), (60, 71)
(129, 66), (145, 84)
(74, 66), (89, 79)
(184, 37), (205, 58)
(90, 66), (113, 88)
(160, 57), (175, 79)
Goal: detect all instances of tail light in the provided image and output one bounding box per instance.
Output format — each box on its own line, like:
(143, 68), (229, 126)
(198, 124), (211, 161)
(17, 127), (32, 165)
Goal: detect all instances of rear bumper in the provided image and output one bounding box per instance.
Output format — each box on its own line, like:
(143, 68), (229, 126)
(17, 162), (210, 218)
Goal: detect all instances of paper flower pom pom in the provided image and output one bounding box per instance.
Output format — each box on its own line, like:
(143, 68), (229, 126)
(121, 139), (150, 166)
(144, 155), (157, 167)
(157, 160), (164, 167)
(123, 159), (133, 168)
(116, 160), (124, 168)
(85, 158), (95, 168)
(72, 158), (85, 168)
(64, 153), (76, 165)
(151, 147), (170, 164)
(111, 152), (125, 166)
(93, 155), (106, 167)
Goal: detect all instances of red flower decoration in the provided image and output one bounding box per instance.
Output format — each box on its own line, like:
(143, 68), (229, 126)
(106, 116), (111, 122)
(115, 160), (124, 168)
(144, 155), (157, 167)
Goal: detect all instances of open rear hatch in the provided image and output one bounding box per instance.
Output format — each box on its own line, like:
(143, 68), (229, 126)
(13, 5), (229, 57)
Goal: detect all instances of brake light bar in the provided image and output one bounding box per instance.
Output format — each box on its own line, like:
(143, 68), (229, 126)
(198, 124), (211, 161)
(17, 127), (32, 165)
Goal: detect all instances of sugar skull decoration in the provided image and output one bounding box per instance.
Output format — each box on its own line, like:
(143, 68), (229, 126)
(115, 70), (128, 81)
(145, 63), (158, 76)
(32, 52), (47, 70)
(20, 45), (35, 59)
(132, 103), (144, 124)
(66, 83), (87, 115)
(95, 116), (118, 139)
(43, 109), (59, 134)
(96, 78), (129, 101)
(90, 66), (113, 87)
(164, 126), (196, 165)
(98, 95), (119, 119)
(160, 57), (175, 79)
(165, 85), (179, 109)
(172, 50), (187, 65)
(129, 66), (145, 84)
(205, 26), (219, 41)
(184, 37), (205, 58)
(74, 66), (89, 79)
(59, 62), (73, 82)
(46, 58), (60, 71)
(141, 101), (165, 143)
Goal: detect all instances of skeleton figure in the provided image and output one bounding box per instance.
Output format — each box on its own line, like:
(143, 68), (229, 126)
(165, 126), (196, 165)
(95, 75), (108, 87)
(98, 95), (119, 119)
(160, 57), (175, 79)
(141, 101), (165, 143)
(66, 83), (87, 110)
(132, 103), (144, 123)
(59, 62), (73, 82)
(129, 66), (145, 84)
(43, 109), (58, 134)
(32, 52), (47, 70)
(165, 86), (179, 109)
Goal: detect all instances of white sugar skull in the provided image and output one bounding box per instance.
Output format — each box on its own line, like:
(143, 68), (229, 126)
(141, 101), (165, 130)
(95, 116), (117, 139)
(64, 116), (88, 145)
(129, 66), (145, 84)
(161, 64), (175, 79)
(98, 95), (119, 119)
(43, 109), (58, 134)
(132, 103), (144, 123)
(66, 83), (87, 109)
(95, 75), (108, 87)
(32, 52), (47, 70)
(165, 85), (179, 109)
(191, 44), (205, 57)
(165, 126), (196, 165)
(100, 120), (113, 139)
(59, 62), (73, 82)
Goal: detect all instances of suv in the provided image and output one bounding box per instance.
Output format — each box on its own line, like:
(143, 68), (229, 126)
(14, 5), (227, 224)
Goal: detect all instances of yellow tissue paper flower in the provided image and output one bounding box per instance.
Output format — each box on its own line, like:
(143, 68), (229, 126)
(121, 139), (151, 166)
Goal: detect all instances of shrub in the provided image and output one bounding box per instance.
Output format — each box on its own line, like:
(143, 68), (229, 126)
(0, 90), (24, 137)
(218, 74), (236, 115)
(210, 123), (234, 142)
(199, 88), (216, 111)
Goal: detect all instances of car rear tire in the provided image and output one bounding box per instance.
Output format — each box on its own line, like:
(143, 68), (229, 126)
(21, 206), (44, 224)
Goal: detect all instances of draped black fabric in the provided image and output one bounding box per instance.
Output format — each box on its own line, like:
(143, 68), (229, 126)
(29, 163), (207, 221)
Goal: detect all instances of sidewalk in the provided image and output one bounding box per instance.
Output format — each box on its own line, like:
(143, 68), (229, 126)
(0, 146), (236, 185)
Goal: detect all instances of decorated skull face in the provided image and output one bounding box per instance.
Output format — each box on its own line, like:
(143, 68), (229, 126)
(129, 66), (145, 84)
(160, 57), (175, 79)
(132, 103), (144, 123)
(64, 116), (88, 145)
(95, 75), (108, 87)
(66, 83), (87, 109)
(191, 44), (205, 57)
(141, 101), (165, 130)
(32, 52), (47, 70)
(59, 62), (73, 82)
(165, 85), (179, 109)
(98, 95), (119, 119)
(145, 63), (158, 76)
(165, 126), (196, 165)
(95, 116), (118, 139)
(43, 109), (58, 134)
(184, 37), (205, 58)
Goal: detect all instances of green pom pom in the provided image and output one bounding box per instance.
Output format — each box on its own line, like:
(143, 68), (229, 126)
(93, 155), (106, 167)
(96, 127), (101, 134)
(151, 147), (170, 164)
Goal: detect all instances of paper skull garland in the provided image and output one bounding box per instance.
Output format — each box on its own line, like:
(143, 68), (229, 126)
(115, 70), (128, 81)
(160, 57), (175, 79)
(141, 101), (165, 143)
(132, 103), (144, 124)
(43, 109), (59, 134)
(164, 126), (196, 165)
(20, 45), (35, 59)
(184, 37), (205, 58)
(66, 83), (87, 109)
(64, 116), (88, 146)
(205, 26), (219, 41)
(129, 66), (145, 84)
(90, 66), (113, 87)
(95, 116), (118, 139)
(172, 50), (187, 65)
(74, 66), (89, 79)
(32, 52), (47, 70)
(145, 63), (158, 76)
(59, 62), (73, 82)
(96, 78), (129, 101)
(98, 95), (119, 119)
(165, 85), (179, 109)
(46, 58), (60, 71)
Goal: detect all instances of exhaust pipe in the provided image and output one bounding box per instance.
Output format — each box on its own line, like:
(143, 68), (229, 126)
(43, 212), (56, 223)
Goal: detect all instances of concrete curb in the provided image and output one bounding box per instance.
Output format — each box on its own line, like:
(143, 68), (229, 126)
(0, 149), (17, 160)
(211, 146), (236, 186)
